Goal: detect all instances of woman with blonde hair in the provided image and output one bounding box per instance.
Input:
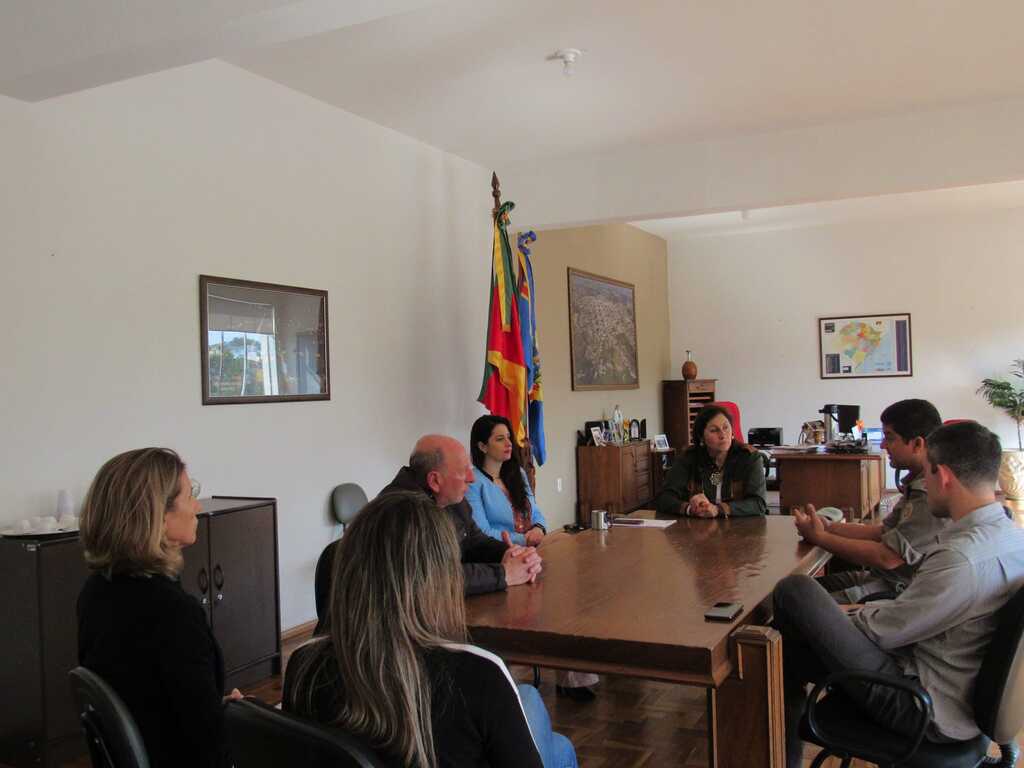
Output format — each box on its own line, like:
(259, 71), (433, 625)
(283, 490), (576, 768)
(77, 447), (240, 768)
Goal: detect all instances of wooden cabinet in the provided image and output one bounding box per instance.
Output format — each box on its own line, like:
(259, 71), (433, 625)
(662, 379), (716, 450)
(0, 496), (280, 768)
(576, 443), (653, 524)
(773, 451), (884, 521)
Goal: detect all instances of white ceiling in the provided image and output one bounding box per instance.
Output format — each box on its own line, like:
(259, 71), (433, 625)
(0, 0), (436, 101)
(230, 0), (1024, 165)
(6, 0), (1024, 170)
(630, 180), (1024, 239)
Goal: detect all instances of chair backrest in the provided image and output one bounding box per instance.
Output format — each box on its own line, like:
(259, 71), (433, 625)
(973, 585), (1024, 743)
(225, 698), (386, 768)
(710, 401), (744, 445)
(68, 667), (150, 768)
(330, 483), (368, 526)
(313, 539), (340, 635)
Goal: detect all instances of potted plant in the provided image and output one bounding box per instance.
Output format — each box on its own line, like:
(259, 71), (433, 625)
(977, 358), (1024, 499)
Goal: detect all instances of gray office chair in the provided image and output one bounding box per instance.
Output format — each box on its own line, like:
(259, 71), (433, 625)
(331, 483), (368, 528)
(800, 585), (1024, 767)
(225, 698), (386, 767)
(68, 666), (150, 768)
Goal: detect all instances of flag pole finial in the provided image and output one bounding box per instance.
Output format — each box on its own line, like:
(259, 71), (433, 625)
(491, 172), (502, 216)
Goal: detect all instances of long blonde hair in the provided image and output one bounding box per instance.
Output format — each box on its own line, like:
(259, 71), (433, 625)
(287, 491), (467, 767)
(80, 447), (187, 578)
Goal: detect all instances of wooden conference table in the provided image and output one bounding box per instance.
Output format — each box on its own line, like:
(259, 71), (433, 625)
(466, 513), (830, 768)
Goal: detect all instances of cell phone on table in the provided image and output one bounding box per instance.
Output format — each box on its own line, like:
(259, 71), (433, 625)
(704, 601), (743, 622)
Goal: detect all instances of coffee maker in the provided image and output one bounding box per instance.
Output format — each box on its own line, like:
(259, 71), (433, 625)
(819, 404), (860, 443)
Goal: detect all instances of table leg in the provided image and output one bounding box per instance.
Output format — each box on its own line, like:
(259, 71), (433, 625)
(706, 625), (785, 768)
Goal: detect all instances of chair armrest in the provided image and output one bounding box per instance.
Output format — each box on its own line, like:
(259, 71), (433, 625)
(806, 669), (934, 764)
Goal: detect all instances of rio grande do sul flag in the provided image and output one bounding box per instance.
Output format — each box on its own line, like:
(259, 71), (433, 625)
(477, 201), (527, 446)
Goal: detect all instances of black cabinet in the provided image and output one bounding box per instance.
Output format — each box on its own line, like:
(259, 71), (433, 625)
(0, 496), (280, 767)
(179, 498), (281, 688)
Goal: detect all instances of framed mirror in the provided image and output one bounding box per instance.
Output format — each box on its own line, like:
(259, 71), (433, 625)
(199, 275), (330, 404)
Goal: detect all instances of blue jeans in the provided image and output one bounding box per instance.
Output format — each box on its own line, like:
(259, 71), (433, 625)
(517, 684), (578, 768)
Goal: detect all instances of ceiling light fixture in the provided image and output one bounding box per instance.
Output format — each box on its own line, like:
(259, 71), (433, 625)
(547, 48), (585, 77)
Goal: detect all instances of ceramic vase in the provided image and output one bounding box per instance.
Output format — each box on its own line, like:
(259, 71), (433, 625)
(681, 350), (698, 380)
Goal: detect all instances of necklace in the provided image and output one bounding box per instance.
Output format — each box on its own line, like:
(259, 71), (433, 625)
(709, 468), (723, 487)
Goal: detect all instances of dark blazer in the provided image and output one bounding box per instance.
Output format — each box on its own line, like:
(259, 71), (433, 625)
(381, 467), (508, 595)
(656, 441), (768, 517)
(77, 571), (230, 768)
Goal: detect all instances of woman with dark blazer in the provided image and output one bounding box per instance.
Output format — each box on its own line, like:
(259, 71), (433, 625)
(77, 447), (241, 768)
(656, 404), (768, 518)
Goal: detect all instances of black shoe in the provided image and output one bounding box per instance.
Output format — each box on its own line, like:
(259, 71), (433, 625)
(555, 685), (596, 702)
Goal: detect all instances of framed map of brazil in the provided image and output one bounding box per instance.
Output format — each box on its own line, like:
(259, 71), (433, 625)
(819, 313), (913, 379)
(568, 268), (639, 390)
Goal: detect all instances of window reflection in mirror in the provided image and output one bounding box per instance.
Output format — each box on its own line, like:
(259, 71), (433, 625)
(200, 276), (329, 404)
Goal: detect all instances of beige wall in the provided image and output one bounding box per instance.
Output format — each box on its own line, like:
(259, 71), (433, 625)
(528, 223), (671, 528)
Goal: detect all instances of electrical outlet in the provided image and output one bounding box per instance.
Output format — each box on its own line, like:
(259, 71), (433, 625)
(556, 477), (563, 493)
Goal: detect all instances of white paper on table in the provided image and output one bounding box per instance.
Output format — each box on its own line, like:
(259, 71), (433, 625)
(611, 518), (676, 528)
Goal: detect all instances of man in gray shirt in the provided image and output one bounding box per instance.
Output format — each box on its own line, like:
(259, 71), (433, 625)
(774, 421), (1024, 768)
(798, 399), (945, 603)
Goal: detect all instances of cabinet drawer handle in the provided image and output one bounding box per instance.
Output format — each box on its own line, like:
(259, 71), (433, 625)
(216, 593), (224, 603)
(213, 564), (224, 589)
(201, 596), (209, 606)
(197, 567), (209, 595)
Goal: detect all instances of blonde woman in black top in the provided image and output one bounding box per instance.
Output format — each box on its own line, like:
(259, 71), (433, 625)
(284, 491), (576, 768)
(77, 447), (241, 768)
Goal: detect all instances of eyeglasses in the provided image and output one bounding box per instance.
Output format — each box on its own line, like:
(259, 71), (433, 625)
(190, 479), (202, 499)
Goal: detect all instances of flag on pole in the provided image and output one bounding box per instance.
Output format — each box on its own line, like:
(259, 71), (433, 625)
(517, 231), (546, 465)
(478, 201), (528, 445)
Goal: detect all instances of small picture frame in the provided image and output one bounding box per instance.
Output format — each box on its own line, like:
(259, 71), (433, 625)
(590, 426), (606, 446)
(653, 434), (670, 451)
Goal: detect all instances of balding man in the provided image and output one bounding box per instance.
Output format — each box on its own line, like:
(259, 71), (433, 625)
(380, 434), (542, 594)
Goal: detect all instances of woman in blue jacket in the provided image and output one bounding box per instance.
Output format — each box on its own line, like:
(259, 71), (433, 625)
(466, 416), (598, 699)
(466, 415), (547, 547)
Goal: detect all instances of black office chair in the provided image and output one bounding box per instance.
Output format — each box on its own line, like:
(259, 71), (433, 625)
(225, 698), (386, 767)
(313, 539), (339, 636)
(748, 427), (782, 491)
(314, 483), (368, 635)
(68, 666), (150, 768)
(800, 585), (1024, 767)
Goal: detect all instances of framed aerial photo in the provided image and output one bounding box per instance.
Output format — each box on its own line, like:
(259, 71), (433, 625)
(567, 268), (639, 391)
(200, 275), (330, 404)
(819, 313), (913, 379)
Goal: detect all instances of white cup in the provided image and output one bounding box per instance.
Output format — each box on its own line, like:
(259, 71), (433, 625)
(36, 516), (59, 533)
(56, 489), (74, 518)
